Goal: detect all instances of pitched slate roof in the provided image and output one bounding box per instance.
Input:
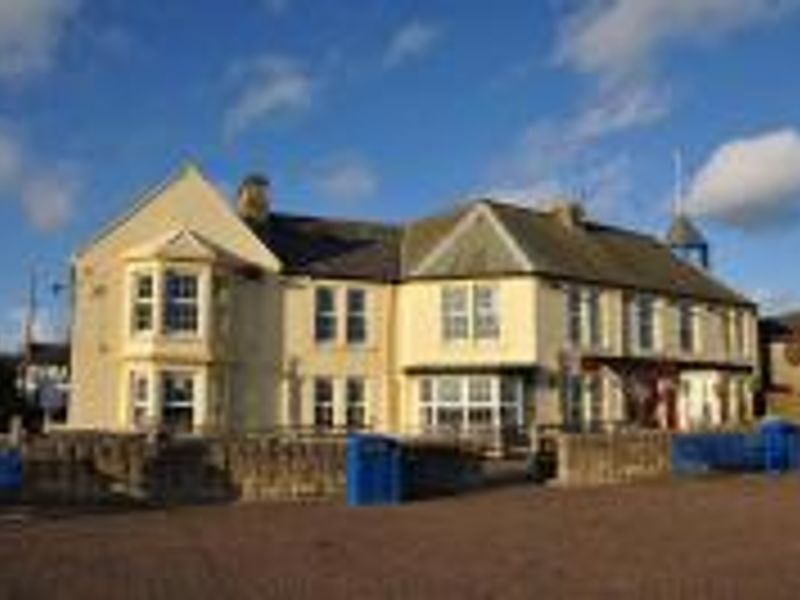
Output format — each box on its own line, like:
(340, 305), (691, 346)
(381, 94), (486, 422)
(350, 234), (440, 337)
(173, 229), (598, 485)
(252, 199), (751, 306)
(489, 201), (749, 305)
(258, 214), (403, 281)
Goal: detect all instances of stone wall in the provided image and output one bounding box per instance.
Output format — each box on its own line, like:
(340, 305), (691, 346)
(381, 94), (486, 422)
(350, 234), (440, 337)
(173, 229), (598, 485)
(16, 433), (346, 505)
(555, 431), (672, 486)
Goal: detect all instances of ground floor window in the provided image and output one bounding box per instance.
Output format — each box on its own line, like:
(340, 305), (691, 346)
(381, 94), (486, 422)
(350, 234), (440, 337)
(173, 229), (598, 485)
(346, 378), (366, 430)
(417, 375), (524, 434)
(160, 371), (195, 433)
(561, 372), (606, 432)
(314, 378), (334, 429)
(129, 371), (149, 429)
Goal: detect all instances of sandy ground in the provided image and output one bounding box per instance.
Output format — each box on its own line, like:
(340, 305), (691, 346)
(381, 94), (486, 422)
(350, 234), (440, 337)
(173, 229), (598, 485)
(2, 476), (800, 599)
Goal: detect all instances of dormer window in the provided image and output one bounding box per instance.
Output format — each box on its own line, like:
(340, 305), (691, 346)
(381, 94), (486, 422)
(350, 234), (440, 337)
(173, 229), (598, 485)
(131, 272), (155, 334)
(163, 271), (199, 335)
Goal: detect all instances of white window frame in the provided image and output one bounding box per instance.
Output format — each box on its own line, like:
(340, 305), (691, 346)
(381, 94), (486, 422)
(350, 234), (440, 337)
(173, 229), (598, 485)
(345, 288), (368, 345)
(442, 286), (470, 341)
(635, 293), (656, 352)
(314, 287), (337, 345)
(313, 377), (335, 429)
(345, 377), (367, 430)
(417, 375), (524, 434)
(131, 271), (155, 335)
(473, 285), (500, 340)
(566, 285), (582, 347)
(162, 270), (200, 336)
(160, 370), (196, 433)
(129, 370), (150, 429)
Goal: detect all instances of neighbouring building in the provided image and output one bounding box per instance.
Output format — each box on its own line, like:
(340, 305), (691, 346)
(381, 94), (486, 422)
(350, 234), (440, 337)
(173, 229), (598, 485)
(760, 312), (800, 420)
(68, 164), (759, 441)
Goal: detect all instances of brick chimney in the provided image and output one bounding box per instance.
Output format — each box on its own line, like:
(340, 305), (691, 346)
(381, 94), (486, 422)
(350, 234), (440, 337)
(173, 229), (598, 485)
(550, 201), (585, 229)
(237, 173), (270, 228)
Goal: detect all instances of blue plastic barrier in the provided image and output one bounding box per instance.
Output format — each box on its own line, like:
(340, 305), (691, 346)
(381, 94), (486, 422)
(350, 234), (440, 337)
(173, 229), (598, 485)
(0, 450), (22, 492)
(346, 434), (402, 507)
(671, 433), (762, 475)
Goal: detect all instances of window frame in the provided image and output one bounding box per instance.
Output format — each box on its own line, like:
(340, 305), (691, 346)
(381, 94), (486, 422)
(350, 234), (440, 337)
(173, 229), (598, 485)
(313, 377), (335, 429)
(345, 377), (366, 430)
(345, 288), (368, 345)
(442, 286), (470, 342)
(162, 270), (200, 336)
(314, 287), (338, 345)
(131, 271), (155, 335)
(160, 370), (195, 433)
(678, 299), (695, 354)
(473, 285), (500, 340)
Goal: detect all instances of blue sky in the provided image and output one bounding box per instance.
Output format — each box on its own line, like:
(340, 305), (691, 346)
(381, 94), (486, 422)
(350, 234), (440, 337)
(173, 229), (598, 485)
(1, 0), (800, 347)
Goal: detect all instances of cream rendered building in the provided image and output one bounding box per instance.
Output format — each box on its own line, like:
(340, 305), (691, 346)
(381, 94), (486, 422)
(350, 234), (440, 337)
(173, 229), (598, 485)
(69, 164), (759, 440)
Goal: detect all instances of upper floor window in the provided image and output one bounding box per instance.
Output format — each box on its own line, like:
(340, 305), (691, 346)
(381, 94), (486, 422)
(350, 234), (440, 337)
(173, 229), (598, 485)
(635, 294), (656, 352)
(131, 272), (155, 334)
(314, 287), (337, 344)
(678, 300), (695, 354)
(587, 289), (603, 348)
(474, 285), (500, 339)
(566, 286), (582, 347)
(346, 289), (367, 345)
(732, 310), (746, 357)
(442, 286), (469, 341)
(565, 285), (603, 348)
(163, 271), (199, 335)
(160, 370), (195, 433)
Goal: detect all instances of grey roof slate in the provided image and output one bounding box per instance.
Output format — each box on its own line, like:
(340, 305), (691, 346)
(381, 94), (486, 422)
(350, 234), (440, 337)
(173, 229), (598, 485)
(254, 200), (753, 306)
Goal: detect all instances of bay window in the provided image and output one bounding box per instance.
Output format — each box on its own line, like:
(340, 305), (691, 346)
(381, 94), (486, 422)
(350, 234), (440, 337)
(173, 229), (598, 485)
(131, 272), (155, 334)
(129, 371), (149, 428)
(417, 376), (524, 434)
(163, 271), (199, 334)
(160, 371), (195, 433)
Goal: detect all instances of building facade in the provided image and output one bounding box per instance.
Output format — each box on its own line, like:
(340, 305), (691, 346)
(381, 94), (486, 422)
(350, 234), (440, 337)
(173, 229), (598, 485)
(760, 312), (800, 420)
(69, 164), (759, 440)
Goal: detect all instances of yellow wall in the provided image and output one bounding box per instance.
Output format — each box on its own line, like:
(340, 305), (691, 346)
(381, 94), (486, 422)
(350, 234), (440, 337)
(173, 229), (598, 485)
(70, 166), (281, 432)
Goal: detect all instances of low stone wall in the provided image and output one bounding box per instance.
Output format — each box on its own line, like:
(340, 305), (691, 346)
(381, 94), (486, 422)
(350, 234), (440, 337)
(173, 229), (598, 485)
(15, 433), (347, 505)
(556, 431), (672, 486)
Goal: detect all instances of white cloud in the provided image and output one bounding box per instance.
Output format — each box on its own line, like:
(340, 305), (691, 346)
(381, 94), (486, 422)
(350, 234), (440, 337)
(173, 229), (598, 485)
(684, 128), (800, 227)
(487, 119), (634, 222)
(224, 55), (313, 139)
(555, 0), (798, 83)
(570, 82), (670, 141)
(384, 20), (442, 68)
(21, 167), (80, 232)
(0, 0), (82, 79)
(310, 155), (379, 204)
(0, 128), (79, 232)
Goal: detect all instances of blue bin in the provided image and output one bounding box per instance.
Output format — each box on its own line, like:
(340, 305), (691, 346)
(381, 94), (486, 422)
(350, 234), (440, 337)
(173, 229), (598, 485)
(346, 434), (402, 507)
(759, 420), (798, 474)
(0, 450), (22, 492)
